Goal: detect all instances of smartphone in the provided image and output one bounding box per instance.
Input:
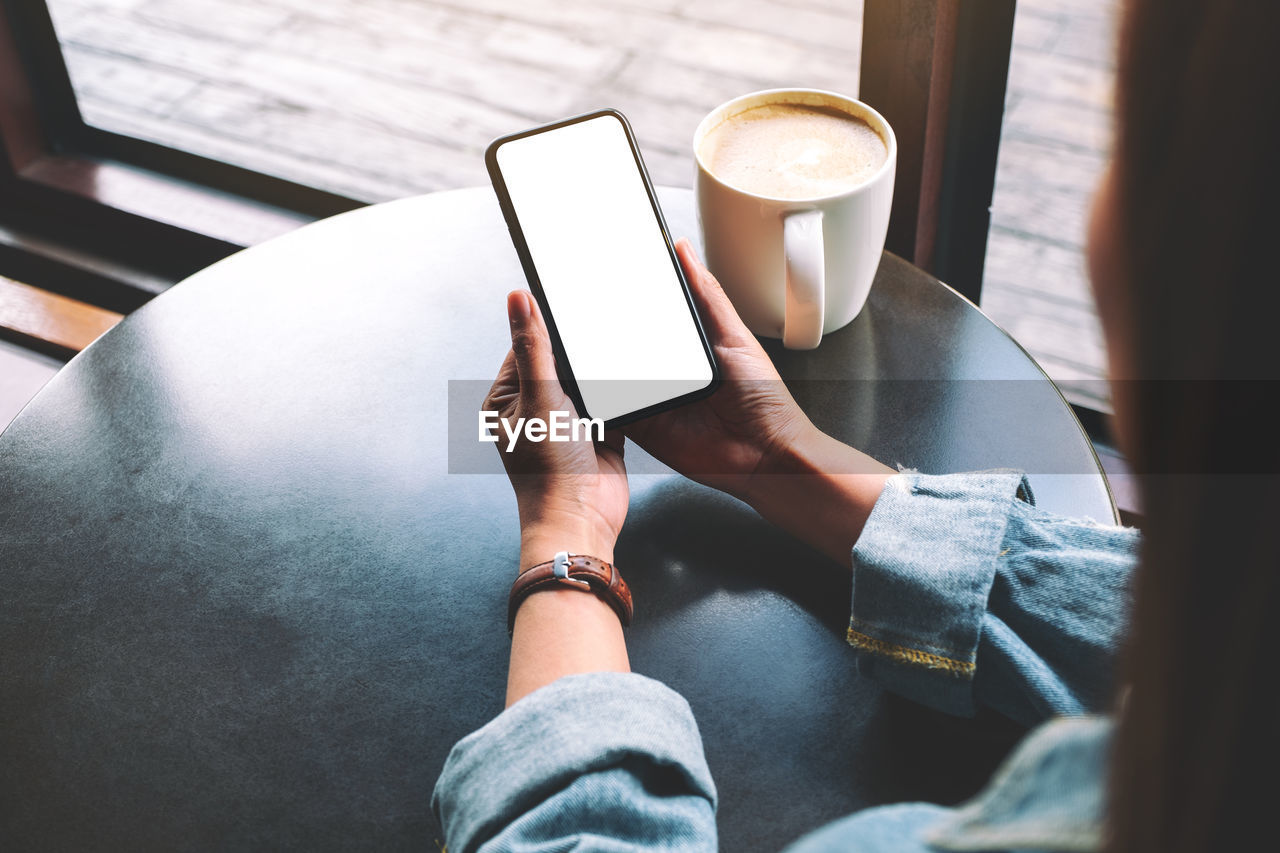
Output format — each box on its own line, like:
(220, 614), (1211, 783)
(485, 109), (719, 428)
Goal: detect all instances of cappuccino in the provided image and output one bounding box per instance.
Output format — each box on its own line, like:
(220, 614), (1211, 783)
(698, 103), (888, 200)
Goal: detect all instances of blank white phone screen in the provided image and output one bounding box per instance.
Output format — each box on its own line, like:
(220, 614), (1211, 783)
(496, 114), (713, 423)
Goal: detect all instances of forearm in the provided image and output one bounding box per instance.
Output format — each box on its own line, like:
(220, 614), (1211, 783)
(746, 425), (894, 567)
(506, 523), (630, 707)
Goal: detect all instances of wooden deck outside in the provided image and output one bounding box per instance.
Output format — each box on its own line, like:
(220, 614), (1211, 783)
(46, 0), (1116, 409)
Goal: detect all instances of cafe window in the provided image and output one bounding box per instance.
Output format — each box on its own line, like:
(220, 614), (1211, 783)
(980, 0), (1117, 412)
(7, 0), (1114, 412)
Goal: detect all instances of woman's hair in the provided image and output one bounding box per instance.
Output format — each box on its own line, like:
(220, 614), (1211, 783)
(1107, 1), (1280, 851)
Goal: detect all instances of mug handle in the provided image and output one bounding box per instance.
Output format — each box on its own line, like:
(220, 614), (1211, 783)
(782, 209), (824, 350)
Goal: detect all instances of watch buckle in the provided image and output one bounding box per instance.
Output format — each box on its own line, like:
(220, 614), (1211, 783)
(553, 550), (592, 590)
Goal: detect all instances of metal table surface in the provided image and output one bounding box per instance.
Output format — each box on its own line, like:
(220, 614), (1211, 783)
(0, 187), (1114, 850)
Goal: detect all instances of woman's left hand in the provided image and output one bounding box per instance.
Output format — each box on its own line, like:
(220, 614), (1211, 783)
(483, 290), (629, 569)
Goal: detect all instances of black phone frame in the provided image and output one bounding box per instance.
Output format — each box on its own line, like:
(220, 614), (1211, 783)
(484, 108), (720, 430)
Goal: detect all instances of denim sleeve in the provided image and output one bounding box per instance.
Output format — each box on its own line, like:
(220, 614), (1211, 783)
(431, 671), (717, 853)
(780, 716), (1112, 853)
(848, 470), (1140, 727)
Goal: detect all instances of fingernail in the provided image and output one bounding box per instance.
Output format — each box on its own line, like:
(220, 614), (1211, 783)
(508, 291), (531, 326)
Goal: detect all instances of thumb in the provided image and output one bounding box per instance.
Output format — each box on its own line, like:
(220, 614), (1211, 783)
(507, 291), (559, 384)
(674, 238), (756, 349)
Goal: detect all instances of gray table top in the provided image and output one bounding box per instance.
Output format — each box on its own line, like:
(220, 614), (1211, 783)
(0, 187), (1113, 850)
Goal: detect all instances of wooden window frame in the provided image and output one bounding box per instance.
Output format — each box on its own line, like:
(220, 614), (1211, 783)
(0, 0), (362, 312)
(861, 0), (1017, 306)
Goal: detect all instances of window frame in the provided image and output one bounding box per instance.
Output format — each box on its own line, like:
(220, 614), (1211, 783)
(860, 0), (1016, 307)
(0, 0), (362, 312)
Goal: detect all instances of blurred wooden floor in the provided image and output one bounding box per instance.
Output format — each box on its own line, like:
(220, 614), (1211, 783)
(46, 0), (1115, 410)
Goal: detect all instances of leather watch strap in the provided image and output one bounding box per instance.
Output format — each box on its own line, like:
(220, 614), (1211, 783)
(508, 552), (633, 633)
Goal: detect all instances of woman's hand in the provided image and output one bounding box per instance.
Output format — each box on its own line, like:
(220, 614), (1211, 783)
(486, 290), (631, 707)
(627, 240), (894, 567)
(624, 239), (816, 505)
(484, 291), (629, 569)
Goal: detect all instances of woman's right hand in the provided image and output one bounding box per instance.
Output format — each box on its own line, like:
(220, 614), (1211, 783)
(624, 239), (817, 505)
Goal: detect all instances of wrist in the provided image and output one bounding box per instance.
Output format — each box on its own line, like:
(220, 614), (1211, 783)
(519, 516), (616, 570)
(744, 425), (895, 567)
(742, 421), (827, 513)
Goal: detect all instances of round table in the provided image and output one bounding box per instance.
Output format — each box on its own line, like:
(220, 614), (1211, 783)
(0, 187), (1114, 850)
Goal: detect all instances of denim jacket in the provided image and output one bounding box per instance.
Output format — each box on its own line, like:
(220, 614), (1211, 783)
(433, 470), (1141, 852)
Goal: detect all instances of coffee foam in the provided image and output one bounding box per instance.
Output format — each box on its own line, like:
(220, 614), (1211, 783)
(699, 102), (888, 200)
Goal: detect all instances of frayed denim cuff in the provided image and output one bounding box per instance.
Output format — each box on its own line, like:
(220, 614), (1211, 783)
(432, 671), (716, 851)
(848, 469), (1032, 716)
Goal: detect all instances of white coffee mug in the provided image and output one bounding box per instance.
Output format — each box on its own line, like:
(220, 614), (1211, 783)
(694, 89), (896, 349)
